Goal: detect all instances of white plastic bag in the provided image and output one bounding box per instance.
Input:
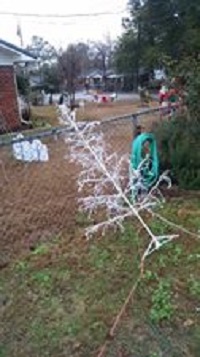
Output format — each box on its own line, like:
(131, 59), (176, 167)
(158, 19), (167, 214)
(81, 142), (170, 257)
(12, 134), (49, 162)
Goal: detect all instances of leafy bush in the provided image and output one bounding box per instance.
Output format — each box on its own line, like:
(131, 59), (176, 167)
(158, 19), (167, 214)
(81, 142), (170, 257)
(154, 116), (200, 190)
(167, 57), (200, 120)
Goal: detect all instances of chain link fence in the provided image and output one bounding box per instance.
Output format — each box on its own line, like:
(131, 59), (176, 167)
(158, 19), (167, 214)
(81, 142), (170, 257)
(0, 106), (164, 266)
(101, 107), (162, 156)
(0, 135), (77, 266)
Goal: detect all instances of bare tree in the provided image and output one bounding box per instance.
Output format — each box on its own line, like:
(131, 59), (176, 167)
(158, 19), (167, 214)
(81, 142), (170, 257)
(58, 45), (80, 105)
(76, 42), (91, 76)
(26, 36), (60, 95)
(58, 43), (91, 105)
(90, 37), (115, 89)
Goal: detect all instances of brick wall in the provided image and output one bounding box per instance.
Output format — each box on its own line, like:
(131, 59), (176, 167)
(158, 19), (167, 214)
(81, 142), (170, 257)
(0, 66), (21, 132)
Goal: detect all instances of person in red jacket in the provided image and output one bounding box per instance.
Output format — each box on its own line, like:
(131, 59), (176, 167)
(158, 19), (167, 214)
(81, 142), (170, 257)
(159, 84), (168, 104)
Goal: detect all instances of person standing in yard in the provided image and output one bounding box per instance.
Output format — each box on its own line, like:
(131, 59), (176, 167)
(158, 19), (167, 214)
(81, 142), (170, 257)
(159, 83), (168, 105)
(49, 92), (53, 105)
(138, 84), (147, 106)
(59, 93), (64, 105)
(159, 84), (169, 118)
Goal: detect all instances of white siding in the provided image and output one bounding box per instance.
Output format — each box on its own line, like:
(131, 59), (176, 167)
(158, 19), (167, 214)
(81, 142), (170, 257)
(0, 47), (20, 65)
(0, 46), (35, 65)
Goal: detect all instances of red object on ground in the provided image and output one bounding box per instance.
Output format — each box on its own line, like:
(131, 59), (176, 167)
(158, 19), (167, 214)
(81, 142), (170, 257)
(102, 96), (108, 103)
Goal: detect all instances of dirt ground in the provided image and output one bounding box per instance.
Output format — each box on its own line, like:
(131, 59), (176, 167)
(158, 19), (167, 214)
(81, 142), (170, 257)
(1, 103), (200, 357)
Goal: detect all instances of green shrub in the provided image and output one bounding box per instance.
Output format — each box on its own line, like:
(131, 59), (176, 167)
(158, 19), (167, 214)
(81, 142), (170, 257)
(154, 116), (200, 190)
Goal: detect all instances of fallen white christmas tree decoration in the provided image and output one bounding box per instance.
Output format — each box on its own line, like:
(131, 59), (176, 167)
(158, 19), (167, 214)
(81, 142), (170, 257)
(58, 104), (199, 268)
(57, 104), (200, 357)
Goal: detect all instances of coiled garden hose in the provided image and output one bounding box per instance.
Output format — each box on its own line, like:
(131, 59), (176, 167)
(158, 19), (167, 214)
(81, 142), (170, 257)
(131, 133), (159, 189)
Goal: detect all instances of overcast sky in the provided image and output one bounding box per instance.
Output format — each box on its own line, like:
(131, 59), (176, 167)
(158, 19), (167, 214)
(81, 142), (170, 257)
(1, 0), (128, 48)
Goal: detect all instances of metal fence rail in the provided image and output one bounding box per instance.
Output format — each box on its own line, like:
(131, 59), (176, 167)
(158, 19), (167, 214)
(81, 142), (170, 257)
(0, 103), (179, 147)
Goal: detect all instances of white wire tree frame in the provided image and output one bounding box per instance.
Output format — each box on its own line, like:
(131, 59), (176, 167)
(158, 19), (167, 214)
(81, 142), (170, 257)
(58, 105), (198, 267)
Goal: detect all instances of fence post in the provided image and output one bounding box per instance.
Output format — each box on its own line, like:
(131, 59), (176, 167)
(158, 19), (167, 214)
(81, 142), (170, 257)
(132, 114), (139, 139)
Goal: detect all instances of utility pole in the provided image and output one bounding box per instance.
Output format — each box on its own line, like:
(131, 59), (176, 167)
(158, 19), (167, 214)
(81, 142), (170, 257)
(17, 21), (24, 48)
(135, 16), (141, 91)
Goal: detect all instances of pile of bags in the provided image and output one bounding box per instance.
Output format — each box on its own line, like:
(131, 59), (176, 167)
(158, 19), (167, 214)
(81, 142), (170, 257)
(12, 134), (49, 162)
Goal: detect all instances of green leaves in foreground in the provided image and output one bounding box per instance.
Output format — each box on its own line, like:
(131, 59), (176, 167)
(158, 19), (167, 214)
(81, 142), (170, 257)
(150, 280), (174, 323)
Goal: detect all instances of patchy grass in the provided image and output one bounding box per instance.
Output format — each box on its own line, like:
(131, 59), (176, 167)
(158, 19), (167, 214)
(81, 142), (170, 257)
(31, 105), (58, 127)
(30, 101), (143, 127)
(1, 197), (200, 356)
(0, 222), (140, 357)
(30, 101), (143, 129)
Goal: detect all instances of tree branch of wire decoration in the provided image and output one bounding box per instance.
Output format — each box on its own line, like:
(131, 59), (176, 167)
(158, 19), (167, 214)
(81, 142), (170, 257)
(57, 105), (198, 264)
(58, 104), (200, 357)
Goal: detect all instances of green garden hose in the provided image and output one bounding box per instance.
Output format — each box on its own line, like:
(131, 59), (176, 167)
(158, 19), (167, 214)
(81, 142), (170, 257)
(131, 133), (159, 189)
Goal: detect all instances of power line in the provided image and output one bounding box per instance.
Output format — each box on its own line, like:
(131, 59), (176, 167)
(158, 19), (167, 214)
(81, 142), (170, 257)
(19, 19), (76, 26)
(20, 16), (121, 27)
(31, 21), (75, 26)
(0, 10), (125, 19)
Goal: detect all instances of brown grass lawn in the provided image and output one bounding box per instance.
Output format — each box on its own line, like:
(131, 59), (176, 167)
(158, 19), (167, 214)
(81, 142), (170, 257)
(31, 105), (59, 127)
(77, 100), (141, 121)
(31, 99), (158, 128)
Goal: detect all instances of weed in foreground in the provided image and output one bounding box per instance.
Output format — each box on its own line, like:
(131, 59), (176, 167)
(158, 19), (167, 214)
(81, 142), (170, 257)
(31, 243), (50, 256)
(0, 345), (7, 357)
(15, 261), (29, 273)
(149, 353), (161, 357)
(144, 270), (158, 282)
(150, 280), (174, 323)
(188, 276), (200, 298)
(187, 253), (200, 263)
(75, 212), (91, 227)
(31, 270), (52, 289)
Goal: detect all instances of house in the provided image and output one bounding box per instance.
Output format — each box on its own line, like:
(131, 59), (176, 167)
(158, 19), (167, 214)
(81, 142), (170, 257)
(80, 69), (124, 92)
(106, 72), (124, 92)
(0, 39), (36, 132)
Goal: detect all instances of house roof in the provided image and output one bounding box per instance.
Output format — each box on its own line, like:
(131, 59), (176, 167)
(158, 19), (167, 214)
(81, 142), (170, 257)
(85, 69), (103, 79)
(81, 69), (124, 79)
(0, 38), (37, 62)
(107, 74), (124, 79)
